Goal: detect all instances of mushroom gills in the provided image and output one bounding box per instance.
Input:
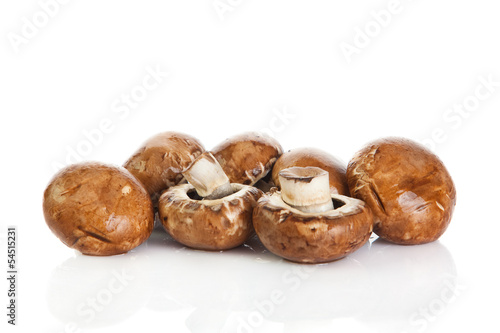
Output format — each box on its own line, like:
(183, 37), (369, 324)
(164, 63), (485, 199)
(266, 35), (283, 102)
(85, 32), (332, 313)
(182, 152), (234, 200)
(278, 166), (334, 213)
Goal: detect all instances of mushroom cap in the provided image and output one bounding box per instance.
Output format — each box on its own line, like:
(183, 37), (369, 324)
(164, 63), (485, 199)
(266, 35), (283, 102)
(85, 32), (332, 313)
(43, 162), (154, 256)
(124, 131), (204, 203)
(158, 183), (263, 251)
(272, 147), (349, 195)
(253, 191), (373, 263)
(211, 132), (283, 186)
(346, 137), (456, 245)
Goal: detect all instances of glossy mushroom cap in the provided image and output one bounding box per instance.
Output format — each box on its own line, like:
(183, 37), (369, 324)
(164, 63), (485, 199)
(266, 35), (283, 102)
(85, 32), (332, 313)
(253, 191), (373, 263)
(158, 184), (263, 250)
(124, 131), (204, 203)
(347, 137), (456, 245)
(211, 132), (283, 186)
(272, 147), (349, 195)
(43, 162), (154, 256)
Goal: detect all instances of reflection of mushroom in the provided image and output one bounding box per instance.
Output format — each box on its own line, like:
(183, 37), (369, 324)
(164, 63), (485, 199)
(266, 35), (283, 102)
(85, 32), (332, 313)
(46, 253), (150, 329)
(261, 246), (372, 329)
(347, 137), (456, 244)
(211, 132), (283, 186)
(158, 152), (263, 250)
(43, 162), (154, 256)
(123, 131), (204, 204)
(272, 147), (349, 195)
(149, 232), (281, 333)
(253, 166), (373, 263)
(359, 238), (457, 332)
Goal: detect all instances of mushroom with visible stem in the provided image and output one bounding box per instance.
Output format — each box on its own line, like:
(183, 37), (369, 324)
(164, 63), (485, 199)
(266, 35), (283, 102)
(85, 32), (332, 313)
(181, 152), (233, 200)
(279, 167), (334, 213)
(158, 152), (263, 251)
(271, 147), (349, 195)
(253, 166), (373, 264)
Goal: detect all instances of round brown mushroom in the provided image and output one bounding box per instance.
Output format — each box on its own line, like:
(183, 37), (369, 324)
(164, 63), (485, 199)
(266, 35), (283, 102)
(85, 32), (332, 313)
(271, 147), (349, 195)
(43, 162), (154, 256)
(346, 137), (456, 245)
(123, 131), (204, 203)
(158, 152), (263, 250)
(211, 132), (283, 186)
(253, 166), (373, 263)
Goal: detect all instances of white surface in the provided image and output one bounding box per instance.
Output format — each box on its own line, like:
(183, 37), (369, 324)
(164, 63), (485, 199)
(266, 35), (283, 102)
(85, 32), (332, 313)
(1, 1), (499, 332)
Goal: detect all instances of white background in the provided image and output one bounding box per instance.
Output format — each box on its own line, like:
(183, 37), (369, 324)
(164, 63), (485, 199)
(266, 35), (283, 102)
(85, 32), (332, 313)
(1, 1), (499, 332)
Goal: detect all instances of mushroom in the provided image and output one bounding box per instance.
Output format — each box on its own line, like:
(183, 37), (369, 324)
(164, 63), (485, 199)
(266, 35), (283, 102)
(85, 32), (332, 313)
(271, 147), (349, 195)
(253, 166), (373, 263)
(123, 131), (204, 204)
(346, 137), (456, 245)
(43, 162), (154, 256)
(158, 152), (263, 250)
(211, 132), (283, 187)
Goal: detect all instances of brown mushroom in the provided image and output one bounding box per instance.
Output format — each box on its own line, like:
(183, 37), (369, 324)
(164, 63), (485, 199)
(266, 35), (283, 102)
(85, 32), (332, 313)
(158, 152), (263, 250)
(346, 137), (456, 245)
(211, 132), (283, 186)
(271, 147), (349, 195)
(43, 162), (154, 256)
(123, 131), (204, 204)
(253, 166), (373, 263)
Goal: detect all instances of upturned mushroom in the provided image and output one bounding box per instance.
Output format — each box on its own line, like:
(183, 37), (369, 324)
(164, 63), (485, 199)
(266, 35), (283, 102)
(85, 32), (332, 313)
(253, 166), (373, 263)
(211, 132), (283, 187)
(158, 152), (263, 250)
(271, 147), (349, 195)
(123, 131), (204, 204)
(346, 137), (456, 245)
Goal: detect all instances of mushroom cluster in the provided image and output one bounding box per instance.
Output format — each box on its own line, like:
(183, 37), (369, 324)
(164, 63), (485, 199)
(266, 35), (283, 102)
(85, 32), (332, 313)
(43, 132), (456, 263)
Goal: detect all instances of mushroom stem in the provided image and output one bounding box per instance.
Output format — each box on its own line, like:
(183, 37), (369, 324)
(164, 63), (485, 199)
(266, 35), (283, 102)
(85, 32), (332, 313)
(279, 167), (334, 213)
(182, 152), (233, 200)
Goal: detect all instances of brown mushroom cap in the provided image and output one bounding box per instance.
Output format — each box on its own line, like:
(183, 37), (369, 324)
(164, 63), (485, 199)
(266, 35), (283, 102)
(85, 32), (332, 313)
(43, 162), (154, 256)
(124, 131), (204, 203)
(253, 191), (373, 263)
(158, 184), (263, 251)
(271, 148), (349, 195)
(346, 137), (456, 245)
(211, 132), (283, 186)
